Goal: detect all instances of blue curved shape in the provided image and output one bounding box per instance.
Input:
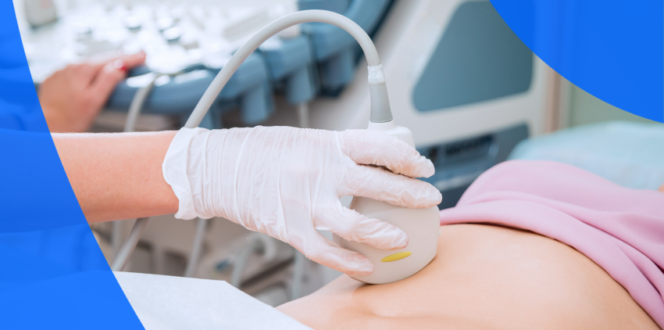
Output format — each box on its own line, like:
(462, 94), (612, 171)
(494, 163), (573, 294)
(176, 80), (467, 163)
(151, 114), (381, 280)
(0, 3), (143, 328)
(490, 0), (663, 122)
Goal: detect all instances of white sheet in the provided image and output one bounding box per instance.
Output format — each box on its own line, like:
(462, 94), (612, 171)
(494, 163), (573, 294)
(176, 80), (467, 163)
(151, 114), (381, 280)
(114, 271), (310, 330)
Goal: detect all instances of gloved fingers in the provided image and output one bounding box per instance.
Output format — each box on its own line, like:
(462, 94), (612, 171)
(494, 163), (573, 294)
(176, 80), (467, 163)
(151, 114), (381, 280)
(339, 130), (435, 178)
(289, 234), (374, 276)
(341, 165), (442, 208)
(316, 206), (408, 250)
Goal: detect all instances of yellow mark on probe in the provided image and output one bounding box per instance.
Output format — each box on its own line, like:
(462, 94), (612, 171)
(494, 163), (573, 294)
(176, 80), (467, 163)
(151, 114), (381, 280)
(381, 252), (412, 262)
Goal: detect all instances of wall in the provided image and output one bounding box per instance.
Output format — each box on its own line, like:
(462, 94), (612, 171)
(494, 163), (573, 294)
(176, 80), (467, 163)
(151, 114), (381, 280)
(568, 85), (657, 127)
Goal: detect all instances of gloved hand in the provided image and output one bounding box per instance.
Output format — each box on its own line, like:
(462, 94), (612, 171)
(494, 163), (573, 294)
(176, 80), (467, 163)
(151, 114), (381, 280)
(162, 126), (441, 275)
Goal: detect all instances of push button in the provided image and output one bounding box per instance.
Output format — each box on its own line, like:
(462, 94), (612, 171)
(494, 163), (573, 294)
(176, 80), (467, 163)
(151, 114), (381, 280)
(381, 252), (412, 262)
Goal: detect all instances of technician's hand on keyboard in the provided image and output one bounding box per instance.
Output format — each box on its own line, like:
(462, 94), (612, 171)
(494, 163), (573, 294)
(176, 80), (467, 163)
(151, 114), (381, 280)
(162, 126), (441, 276)
(39, 52), (146, 133)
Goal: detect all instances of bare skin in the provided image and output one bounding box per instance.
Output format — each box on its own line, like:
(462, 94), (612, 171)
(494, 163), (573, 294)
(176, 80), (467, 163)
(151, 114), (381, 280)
(279, 224), (660, 330)
(40, 52), (146, 133)
(53, 131), (178, 222)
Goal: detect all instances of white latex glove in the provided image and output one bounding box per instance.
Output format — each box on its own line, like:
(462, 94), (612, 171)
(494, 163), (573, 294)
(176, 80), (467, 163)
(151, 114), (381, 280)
(162, 126), (441, 275)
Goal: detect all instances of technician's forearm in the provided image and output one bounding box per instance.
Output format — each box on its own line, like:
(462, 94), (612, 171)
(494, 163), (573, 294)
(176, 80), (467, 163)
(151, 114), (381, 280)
(53, 131), (179, 222)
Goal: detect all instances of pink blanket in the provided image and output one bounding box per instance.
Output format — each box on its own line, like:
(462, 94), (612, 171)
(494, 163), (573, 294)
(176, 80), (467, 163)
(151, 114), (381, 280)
(439, 160), (664, 327)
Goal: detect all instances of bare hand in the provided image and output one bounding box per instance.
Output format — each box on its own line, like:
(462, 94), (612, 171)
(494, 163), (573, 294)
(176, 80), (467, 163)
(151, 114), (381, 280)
(39, 52), (146, 132)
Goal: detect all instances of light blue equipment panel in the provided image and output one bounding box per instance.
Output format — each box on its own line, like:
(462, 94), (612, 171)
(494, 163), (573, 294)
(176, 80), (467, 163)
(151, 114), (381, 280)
(413, 1), (532, 112)
(108, 53), (272, 129)
(105, 0), (395, 127)
(297, 0), (351, 14)
(299, 0), (393, 93)
(418, 124), (529, 209)
(510, 121), (664, 190)
(259, 36), (316, 105)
